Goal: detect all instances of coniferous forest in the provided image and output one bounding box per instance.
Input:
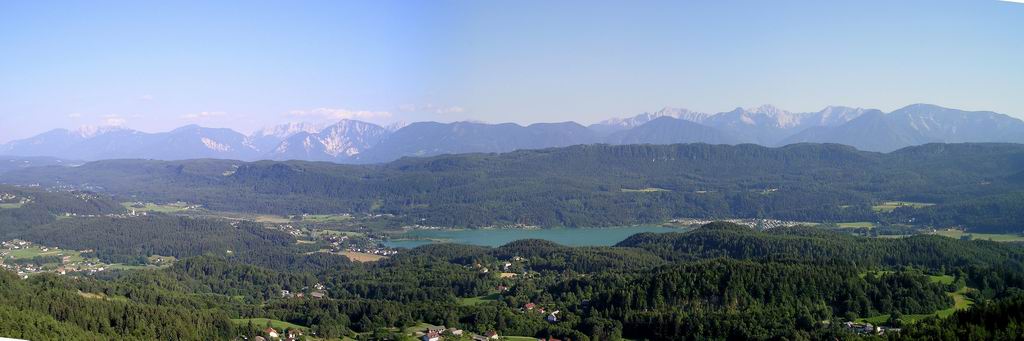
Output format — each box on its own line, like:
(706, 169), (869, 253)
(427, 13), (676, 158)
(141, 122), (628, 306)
(4, 0), (1022, 339)
(1, 174), (1023, 340)
(4, 143), (1023, 233)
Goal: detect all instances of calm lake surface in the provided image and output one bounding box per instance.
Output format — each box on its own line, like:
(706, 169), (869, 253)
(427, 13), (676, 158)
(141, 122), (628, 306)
(384, 225), (685, 248)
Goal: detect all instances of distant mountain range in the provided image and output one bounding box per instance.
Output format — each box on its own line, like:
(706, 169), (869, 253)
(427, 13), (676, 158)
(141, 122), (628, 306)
(3, 103), (1023, 163)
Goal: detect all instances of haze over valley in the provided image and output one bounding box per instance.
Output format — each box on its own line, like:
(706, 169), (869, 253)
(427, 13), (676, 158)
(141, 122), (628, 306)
(5, 103), (1023, 163)
(2, 1), (1023, 340)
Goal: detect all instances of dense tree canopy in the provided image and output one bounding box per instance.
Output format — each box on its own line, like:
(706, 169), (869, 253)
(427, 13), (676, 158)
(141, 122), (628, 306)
(3, 143), (1024, 232)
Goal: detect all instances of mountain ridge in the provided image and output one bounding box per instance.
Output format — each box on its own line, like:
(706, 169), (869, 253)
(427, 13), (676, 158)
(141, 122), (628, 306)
(4, 103), (1023, 162)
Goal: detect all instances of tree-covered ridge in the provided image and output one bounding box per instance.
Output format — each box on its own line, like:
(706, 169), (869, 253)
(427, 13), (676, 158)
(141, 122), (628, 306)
(550, 259), (952, 340)
(3, 143), (1023, 232)
(21, 215), (297, 264)
(1, 219), (1023, 339)
(0, 270), (238, 340)
(897, 291), (1024, 340)
(0, 185), (123, 238)
(617, 223), (1024, 268)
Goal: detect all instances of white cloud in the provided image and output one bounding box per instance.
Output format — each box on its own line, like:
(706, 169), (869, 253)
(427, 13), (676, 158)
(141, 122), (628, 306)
(67, 113), (83, 119)
(288, 108), (392, 121)
(398, 104), (465, 114)
(182, 111), (227, 120)
(140, 94), (155, 101)
(435, 106), (465, 114)
(103, 114), (126, 126)
(1001, 0), (1024, 3)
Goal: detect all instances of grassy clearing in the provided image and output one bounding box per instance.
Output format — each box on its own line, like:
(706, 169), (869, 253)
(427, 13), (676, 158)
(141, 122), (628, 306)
(871, 201), (934, 213)
(252, 214), (292, 224)
(105, 255), (176, 270)
(858, 270), (895, 279)
(458, 293), (501, 306)
(4, 244), (175, 271)
(503, 337), (540, 341)
(105, 263), (159, 271)
(77, 291), (130, 302)
(621, 187), (671, 193)
(6, 246), (74, 260)
(314, 230), (366, 238)
(931, 229), (1024, 242)
(928, 274), (955, 285)
(402, 323), (439, 334)
(858, 286), (973, 325)
(0, 202), (24, 209)
(836, 221), (875, 229)
(875, 234), (912, 239)
(299, 214), (353, 223)
(341, 251), (386, 263)
(122, 202), (194, 213)
(232, 318), (308, 331)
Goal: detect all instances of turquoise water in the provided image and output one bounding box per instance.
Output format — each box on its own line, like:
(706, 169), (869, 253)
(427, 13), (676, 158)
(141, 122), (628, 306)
(383, 226), (685, 248)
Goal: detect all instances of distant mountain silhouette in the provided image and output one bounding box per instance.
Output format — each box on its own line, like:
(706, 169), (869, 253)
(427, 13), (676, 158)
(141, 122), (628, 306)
(3, 103), (1022, 161)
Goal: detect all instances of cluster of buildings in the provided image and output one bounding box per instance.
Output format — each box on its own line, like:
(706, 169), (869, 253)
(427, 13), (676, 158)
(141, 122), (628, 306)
(249, 327), (303, 341)
(63, 207), (155, 219)
(280, 283), (328, 300)
(0, 192), (31, 205)
(473, 256), (525, 276)
(522, 303), (561, 323)
(669, 218), (809, 230)
(321, 233), (398, 257)
(344, 247), (398, 257)
(842, 321), (900, 336)
(267, 223), (309, 239)
(415, 325), (499, 341)
(1, 240), (113, 279)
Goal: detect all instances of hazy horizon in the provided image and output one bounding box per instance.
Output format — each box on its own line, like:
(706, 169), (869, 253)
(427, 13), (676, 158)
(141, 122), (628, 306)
(2, 0), (1023, 143)
(0, 102), (1009, 139)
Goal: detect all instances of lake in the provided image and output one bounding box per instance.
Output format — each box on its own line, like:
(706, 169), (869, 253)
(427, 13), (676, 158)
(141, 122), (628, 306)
(383, 225), (686, 248)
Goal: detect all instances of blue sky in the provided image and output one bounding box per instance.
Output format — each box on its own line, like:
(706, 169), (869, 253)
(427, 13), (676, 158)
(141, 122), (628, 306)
(1, 0), (1022, 142)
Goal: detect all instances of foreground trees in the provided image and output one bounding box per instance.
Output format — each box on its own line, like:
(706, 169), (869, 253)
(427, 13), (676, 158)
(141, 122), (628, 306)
(1, 219), (1022, 340)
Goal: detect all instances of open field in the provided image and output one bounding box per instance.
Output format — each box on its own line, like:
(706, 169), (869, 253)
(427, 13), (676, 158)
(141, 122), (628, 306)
(458, 293), (501, 306)
(402, 323), (439, 334)
(3, 244), (175, 273)
(5, 246), (79, 261)
(250, 214), (293, 223)
(299, 214), (354, 223)
(931, 229), (1024, 242)
(836, 221), (875, 228)
(314, 230), (366, 238)
(101, 255), (175, 271)
(232, 318), (308, 331)
(620, 187), (671, 193)
(77, 291), (130, 302)
(875, 234), (912, 239)
(195, 210), (294, 223)
(0, 203), (23, 209)
(859, 286), (973, 325)
(105, 257), (177, 271)
(340, 251), (386, 262)
(929, 274), (955, 285)
(122, 202), (194, 213)
(871, 201), (935, 213)
(858, 270), (895, 278)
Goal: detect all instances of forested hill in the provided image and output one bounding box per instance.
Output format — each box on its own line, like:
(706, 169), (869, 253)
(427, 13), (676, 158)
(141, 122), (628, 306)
(3, 143), (1024, 231)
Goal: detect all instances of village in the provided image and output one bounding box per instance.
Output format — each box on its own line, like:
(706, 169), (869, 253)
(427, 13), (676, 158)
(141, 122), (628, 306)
(0, 237), (174, 278)
(0, 192), (32, 207)
(668, 217), (812, 230)
(0, 239), (153, 278)
(841, 321), (901, 336)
